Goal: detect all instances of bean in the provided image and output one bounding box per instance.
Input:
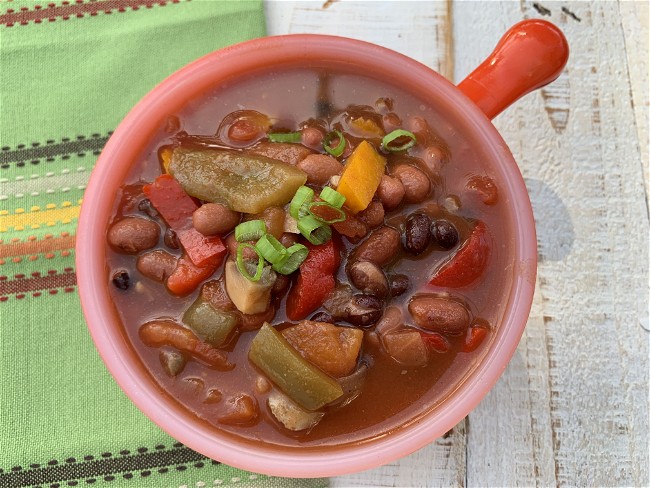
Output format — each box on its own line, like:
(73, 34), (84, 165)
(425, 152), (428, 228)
(137, 198), (159, 219)
(193, 203), (241, 236)
(408, 296), (470, 335)
(345, 294), (383, 327)
(256, 206), (285, 239)
(108, 216), (160, 254)
(388, 274), (410, 297)
(163, 228), (180, 249)
(357, 201), (385, 229)
(423, 145), (445, 174)
(393, 164), (431, 203)
(218, 394), (259, 426)
(332, 212), (368, 241)
(351, 226), (401, 267)
(112, 270), (130, 290)
(310, 311), (336, 324)
(297, 154), (343, 185)
(377, 175), (405, 210)
(301, 126), (324, 148)
(279, 232), (299, 248)
(228, 119), (263, 142)
(250, 141), (313, 166)
(403, 213), (432, 255)
(348, 261), (389, 298)
(431, 219), (459, 249)
(272, 274), (291, 296)
(239, 305), (276, 331)
(136, 250), (178, 283)
(224, 234), (258, 260)
(382, 113), (402, 133)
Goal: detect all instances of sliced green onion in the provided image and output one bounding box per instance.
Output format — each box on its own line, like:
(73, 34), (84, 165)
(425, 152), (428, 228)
(289, 186), (314, 219)
(298, 215), (332, 245)
(318, 186), (345, 208)
(273, 243), (309, 274)
(268, 131), (302, 143)
(255, 234), (287, 265)
(382, 129), (417, 152)
(236, 243), (264, 282)
(323, 130), (346, 157)
(308, 202), (346, 224)
(235, 220), (266, 242)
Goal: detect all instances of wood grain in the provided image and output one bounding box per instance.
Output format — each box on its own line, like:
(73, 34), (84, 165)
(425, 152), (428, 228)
(264, 0), (649, 486)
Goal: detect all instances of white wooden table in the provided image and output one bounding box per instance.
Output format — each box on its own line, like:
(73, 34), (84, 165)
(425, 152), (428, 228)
(265, 1), (649, 486)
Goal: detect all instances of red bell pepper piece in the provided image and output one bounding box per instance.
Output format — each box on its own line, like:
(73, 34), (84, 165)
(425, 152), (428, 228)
(285, 239), (340, 321)
(143, 174), (226, 268)
(420, 332), (450, 353)
(462, 325), (489, 352)
(167, 255), (220, 297)
(429, 221), (490, 288)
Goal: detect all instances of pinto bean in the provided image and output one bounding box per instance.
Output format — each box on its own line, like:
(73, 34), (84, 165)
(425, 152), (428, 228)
(350, 226), (401, 267)
(136, 250), (178, 282)
(393, 164), (431, 203)
(254, 206), (286, 239)
(301, 126), (325, 149)
(408, 296), (470, 335)
(348, 261), (389, 298)
(297, 154), (344, 185)
(228, 119), (264, 142)
(225, 233), (257, 260)
(357, 200), (385, 229)
(403, 213), (432, 255)
(193, 203), (241, 236)
(108, 216), (160, 254)
(423, 145), (446, 174)
(377, 175), (405, 210)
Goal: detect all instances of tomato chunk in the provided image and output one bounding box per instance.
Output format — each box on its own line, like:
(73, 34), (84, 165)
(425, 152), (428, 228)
(167, 255), (220, 296)
(429, 221), (490, 288)
(462, 325), (489, 352)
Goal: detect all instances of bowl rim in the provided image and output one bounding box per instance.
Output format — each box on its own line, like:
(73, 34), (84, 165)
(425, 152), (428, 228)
(76, 33), (537, 478)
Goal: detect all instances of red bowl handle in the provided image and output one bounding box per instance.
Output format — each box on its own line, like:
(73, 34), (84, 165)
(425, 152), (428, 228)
(457, 19), (569, 120)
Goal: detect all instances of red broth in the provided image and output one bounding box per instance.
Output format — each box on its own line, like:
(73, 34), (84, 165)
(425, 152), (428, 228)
(106, 67), (515, 448)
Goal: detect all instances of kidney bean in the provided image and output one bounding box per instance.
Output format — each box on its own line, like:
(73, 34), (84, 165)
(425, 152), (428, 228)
(297, 154), (343, 185)
(163, 228), (180, 249)
(377, 175), (405, 210)
(350, 226), (401, 267)
(136, 250), (178, 283)
(357, 200), (385, 229)
(108, 216), (160, 254)
(228, 119), (263, 142)
(112, 270), (130, 290)
(392, 164), (431, 203)
(403, 213), (432, 255)
(388, 274), (410, 297)
(348, 261), (389, 298)
(139, 320), (233, 370)
(345, 294), (383, 327)
(408, 296), (470, 335)
(193, 203), (241, 236)
(431, 219), (459, 249)
(301, 126), (325, 149)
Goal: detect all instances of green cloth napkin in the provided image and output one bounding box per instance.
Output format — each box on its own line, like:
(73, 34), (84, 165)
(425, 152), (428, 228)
(0, 2), (326, 487)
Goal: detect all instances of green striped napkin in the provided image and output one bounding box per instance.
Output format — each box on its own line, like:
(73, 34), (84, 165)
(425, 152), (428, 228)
(0, 1), (326, 487)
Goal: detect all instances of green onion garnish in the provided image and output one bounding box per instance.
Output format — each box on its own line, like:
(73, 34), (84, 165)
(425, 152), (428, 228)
(273, 243), (309, 274)
(289, 186), (314, 219)
(323, 130), (346, 157)
(382, 129), (417, 152)
(268, 131), (302, 143)
(308, 202), (346, 224)
(255, 234), (288, 265)
(298, 215), (332, 245)
(236, 243), (265, 282)
(235, 220), (266, 242)
(318, 186), (345, 208)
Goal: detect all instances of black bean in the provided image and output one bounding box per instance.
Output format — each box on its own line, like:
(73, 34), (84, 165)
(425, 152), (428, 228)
(404, 214), (432, 255)
(112, 270), (130, 290)
(138, 198), (159, 219)
(164, 228), (180, 249)
(345, 294), (383, 327)
(388, 274), (410, 297)
(432, 220), (459, 249)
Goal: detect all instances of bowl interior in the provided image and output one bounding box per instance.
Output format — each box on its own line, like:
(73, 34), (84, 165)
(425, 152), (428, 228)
(77, 34), (537, 477)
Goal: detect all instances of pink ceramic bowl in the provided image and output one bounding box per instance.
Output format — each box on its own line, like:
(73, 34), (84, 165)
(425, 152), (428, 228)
(77, 21), (567, 477)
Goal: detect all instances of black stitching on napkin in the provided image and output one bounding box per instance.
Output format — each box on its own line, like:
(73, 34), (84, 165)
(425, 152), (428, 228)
(0, 132), (111, 169)
(0, 447), (211, 487)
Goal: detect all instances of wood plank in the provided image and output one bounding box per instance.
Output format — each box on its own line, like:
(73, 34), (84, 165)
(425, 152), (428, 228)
(453, 1), (649, 486)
